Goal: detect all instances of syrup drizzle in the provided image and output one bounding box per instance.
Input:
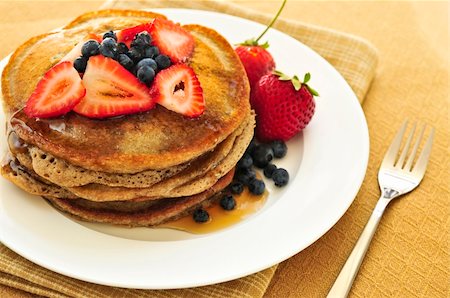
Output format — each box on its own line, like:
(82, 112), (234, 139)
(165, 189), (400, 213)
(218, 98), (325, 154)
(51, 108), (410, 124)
(159, 187), (268, 234)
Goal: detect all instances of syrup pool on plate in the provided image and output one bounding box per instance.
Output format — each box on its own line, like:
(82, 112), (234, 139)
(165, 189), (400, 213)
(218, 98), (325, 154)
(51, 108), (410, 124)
(160, 186), (268, 234)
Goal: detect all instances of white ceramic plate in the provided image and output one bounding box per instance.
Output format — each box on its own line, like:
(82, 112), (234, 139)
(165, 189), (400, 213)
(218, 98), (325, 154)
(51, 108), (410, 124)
(0, 9), (369, 289)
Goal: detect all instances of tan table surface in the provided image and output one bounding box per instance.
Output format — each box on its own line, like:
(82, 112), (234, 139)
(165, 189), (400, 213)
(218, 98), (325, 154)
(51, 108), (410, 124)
(0, 1), (448, 297)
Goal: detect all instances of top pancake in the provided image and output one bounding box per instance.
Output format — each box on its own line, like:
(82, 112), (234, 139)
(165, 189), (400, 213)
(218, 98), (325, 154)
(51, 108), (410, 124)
(2, 10), (250, 173)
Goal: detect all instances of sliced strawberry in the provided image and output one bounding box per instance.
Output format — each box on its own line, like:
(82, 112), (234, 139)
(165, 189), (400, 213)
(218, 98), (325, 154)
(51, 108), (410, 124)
(24, 62), (86, 118)
(149, 18), (194, 63)
(73, 55), (155, 118)
(151, 64), (204, 118)
(60, 33), (101, 63)
(116, 23), (152, 47)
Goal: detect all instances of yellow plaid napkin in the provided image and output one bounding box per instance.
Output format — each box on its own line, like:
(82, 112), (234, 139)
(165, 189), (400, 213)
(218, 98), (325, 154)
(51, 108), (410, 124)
(0, 0), (379, 297)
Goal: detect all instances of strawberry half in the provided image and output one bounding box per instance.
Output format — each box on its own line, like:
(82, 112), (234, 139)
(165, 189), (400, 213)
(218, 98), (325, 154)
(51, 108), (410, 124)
(151, 64), (204, 118)
(60, 33), (101, 63)
(73, 55), (155, 118)
(149, 18), (194, 63)
(24, 61), (86, 118)
(116, 23), (152, 47)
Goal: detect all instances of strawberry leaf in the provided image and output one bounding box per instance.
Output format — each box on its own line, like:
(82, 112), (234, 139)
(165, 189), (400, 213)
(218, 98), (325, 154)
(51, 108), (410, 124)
(291, 76), (301, 91)
(303, 73), (311, 83)
(306, 85), (319, 96)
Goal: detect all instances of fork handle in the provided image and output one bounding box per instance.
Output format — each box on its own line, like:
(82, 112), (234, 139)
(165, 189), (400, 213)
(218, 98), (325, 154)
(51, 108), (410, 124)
(327, 196), (391, 298)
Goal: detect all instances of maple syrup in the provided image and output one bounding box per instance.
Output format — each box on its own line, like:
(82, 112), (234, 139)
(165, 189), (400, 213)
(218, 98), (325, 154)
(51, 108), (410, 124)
(159, 186), (268, 234)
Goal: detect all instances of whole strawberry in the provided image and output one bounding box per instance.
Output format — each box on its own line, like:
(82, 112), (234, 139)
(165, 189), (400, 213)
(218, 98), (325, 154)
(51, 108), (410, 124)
(235, 44), (275, 89)
(235, 0), (286, 89)
(252, 71), (319, 142)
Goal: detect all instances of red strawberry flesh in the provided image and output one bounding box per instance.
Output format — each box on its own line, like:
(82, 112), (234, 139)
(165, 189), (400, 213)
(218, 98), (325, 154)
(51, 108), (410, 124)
(116, 23), (152, 47)
(73, 55), (155, 118)
(149, 18), (194, 63)
(235, 45), (275, 90)
(24, 61), (86, 118)
(252, 73), (316, 142)
(152, 64), (204, 118)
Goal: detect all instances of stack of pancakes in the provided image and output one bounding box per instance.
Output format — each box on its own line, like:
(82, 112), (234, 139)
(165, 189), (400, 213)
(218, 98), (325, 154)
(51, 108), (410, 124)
(1, 10), (253, 227)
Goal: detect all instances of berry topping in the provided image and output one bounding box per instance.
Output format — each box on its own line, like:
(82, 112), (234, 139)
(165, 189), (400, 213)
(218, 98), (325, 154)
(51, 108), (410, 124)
(248, 179), (266, 195)
(103, 30), (117, 41)
(73, 55), (154, 118)
(116, 23), (152, 47)
(220, 194), (236, 211)
(24, 62), (85, 118)
(99, 37), (118, 59)
(251, 144), (274, 168)
(193, 208), (209, 223)
(118, 53), (134, 70)
(253, 71), (318, 142)
(229, 181), (244, 195)
(149, 18), (194, 63)
(73, 56), (88, 73)
(155, 54), (171, 70)
(235, 167), (256, 185)
(81, 40), (100, 57)
(127, 47), (143, 63)
(263, 163), (277, 179)
(137, 65), (155, 85)
(116, 42), (129, 54)
(144, 46), (160, 59)
(136, 58), (157, 71)
(151, 64), (204, 118)
(272, 168), (289, 187)
(237, 153), (253, 169)
(60, 33), (101, 63)
(270, 140), (287, 158)
(131, 32), (152, 48)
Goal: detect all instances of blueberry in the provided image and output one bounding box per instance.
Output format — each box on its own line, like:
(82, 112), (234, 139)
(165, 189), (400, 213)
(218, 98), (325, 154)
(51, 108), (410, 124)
(103, 30), (117, 41)
(272, 168), (289, 187)
(136, 58), (157, 71)
(237, 153), (253, 169)
(235, 167), (256, 185)
(73, 56), (88, 73)
(127, 47), (143, 62)
(118, 54), (134, 70)
(99, 45), (116, 59)
(137, 65), (155, 84)
(143, 46), (159, 59)
(245, 137), (257, 155)
(271, 140), (287, 158)
(101, 37), (117, 49)
(220, 194), (236, 211)
(229, 181), (244, 195)
(248, 179), (265, 195)
(117, 42), (129, 54)
(81, 40), (100, 57)
(155, 55), (171, 70)
(263, 163), (277, 179)
(193, 208), (209, 223)
(251, 144), (274, 168)
(131, 32), (151, 48)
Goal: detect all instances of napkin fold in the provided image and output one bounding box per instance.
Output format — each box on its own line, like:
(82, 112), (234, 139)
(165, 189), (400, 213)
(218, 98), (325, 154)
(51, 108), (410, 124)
(0, 0), (378, 297)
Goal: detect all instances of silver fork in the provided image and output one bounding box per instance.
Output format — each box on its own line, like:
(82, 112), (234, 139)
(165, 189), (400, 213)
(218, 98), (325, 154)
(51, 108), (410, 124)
(327, 120), (435, 298)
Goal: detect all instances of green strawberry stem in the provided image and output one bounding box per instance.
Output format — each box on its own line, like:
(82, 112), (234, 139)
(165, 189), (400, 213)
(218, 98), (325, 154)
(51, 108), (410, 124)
(239, 0), (287, 47)
(255, 0), (287, 44)
(274, 70), (320, 96)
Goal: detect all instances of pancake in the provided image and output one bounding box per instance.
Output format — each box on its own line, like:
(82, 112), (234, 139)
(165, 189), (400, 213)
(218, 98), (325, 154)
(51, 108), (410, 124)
(1, 113), (253, 202)
(3, 10), (250, 173)
(67, 113), (254, 201)
(45, 170), (234, 227)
